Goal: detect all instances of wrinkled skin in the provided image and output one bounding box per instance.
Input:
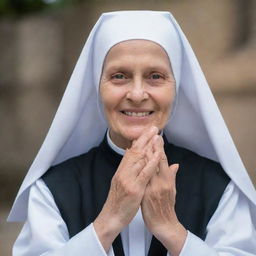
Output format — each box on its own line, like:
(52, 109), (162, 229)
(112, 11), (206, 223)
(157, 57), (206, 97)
(94, 127), (186, 256)
(94, 40), (187, 256)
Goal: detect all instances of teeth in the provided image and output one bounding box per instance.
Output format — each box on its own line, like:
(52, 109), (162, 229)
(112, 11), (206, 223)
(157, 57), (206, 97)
(123, 111), (151, 117)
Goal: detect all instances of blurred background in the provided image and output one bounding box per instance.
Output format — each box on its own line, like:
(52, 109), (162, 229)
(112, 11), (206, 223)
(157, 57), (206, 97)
(0, 0), (255, 254)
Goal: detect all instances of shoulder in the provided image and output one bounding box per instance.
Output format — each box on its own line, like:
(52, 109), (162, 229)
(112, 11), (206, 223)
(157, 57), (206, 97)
(29, 179), (61, 212)
(41, 146), (101, 219)
(164, 141), (230, 194)
(42, 145), (99, 184)
(165, 140), (215, 165)
(165, 141), (228, 174)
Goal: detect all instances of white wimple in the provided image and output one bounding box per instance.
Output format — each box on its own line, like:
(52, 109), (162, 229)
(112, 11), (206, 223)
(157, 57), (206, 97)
(8, 11), (256, 222)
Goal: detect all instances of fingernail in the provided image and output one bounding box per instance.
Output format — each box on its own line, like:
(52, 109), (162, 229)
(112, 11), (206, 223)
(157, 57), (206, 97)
(173, 163), (179, 172)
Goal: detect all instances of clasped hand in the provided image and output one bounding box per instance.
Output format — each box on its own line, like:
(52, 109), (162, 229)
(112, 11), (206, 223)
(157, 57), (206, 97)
(94, 126), (187, 255)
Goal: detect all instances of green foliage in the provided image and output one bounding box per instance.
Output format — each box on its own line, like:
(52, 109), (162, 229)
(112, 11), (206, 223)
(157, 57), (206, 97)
(0, 0), (46, 16)
(0, 0), (86, 16)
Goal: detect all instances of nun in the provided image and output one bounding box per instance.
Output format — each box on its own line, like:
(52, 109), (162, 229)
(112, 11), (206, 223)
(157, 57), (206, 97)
(9, 11), (256, 256)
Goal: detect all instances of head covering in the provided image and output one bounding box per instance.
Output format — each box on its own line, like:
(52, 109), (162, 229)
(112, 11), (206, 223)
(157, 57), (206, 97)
(8, 11), (256, 222)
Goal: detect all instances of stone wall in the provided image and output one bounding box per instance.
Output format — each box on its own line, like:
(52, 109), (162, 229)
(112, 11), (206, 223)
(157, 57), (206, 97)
(1, 0), (255, 205)
(1, 1), (255, 253)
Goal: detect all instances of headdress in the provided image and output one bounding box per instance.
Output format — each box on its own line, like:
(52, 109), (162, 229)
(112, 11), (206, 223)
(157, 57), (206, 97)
(8, 11), (256, 221)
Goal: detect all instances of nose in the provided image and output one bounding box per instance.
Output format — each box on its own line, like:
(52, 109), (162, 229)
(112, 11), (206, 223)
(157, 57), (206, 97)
(126, 78), (148, 103)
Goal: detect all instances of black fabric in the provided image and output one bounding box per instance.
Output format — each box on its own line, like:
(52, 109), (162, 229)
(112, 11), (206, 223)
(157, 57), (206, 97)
(42, 135), (230, 255)
(148, 236), (168, 256)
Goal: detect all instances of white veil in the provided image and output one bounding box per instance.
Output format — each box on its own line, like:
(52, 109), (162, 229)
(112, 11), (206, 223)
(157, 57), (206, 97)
(8, 11), (256, 222)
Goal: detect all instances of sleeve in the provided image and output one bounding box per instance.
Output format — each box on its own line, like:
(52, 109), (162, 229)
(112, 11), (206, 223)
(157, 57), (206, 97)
(13, 179), (115, 256)
(177, 181), (256, 256)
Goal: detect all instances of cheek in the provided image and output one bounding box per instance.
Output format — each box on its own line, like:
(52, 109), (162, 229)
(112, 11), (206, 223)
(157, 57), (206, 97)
(157, 88), (175, 112)
(99, 87), (111, 119)
(100, 85), (112, 108)
(100, 86), (123, 118)
(157, 96), (174, 127)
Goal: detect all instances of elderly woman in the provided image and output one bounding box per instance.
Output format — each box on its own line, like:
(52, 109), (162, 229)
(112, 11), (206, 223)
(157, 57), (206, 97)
(9, 11), (256, 256)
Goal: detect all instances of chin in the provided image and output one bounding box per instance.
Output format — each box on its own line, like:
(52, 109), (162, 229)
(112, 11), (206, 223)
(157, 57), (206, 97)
(122, 125), (155, 141)
(124, 130), (143, 141)
(110, 124), (162, 148)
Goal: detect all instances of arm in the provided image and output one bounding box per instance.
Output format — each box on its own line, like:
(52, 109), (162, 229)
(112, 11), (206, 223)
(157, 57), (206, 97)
(13, 179), (114, 256)
(166, 181), (256, 256)
(93, 127), (161, 251)
(141, 135), (187, 256)
(14, 126), (160, 256)
(141, 136), (256, 256)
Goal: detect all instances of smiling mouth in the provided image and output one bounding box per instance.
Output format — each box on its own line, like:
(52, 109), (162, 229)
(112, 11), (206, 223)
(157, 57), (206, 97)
(121, 111), (154, 117)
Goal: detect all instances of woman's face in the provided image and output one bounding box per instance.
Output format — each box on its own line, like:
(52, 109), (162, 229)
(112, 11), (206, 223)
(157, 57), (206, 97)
(100, 40), (176, 149)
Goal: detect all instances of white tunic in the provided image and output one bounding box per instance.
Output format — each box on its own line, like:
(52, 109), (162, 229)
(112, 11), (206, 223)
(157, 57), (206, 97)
(13, 180), (256, 256)
(13, 135), (256, 255)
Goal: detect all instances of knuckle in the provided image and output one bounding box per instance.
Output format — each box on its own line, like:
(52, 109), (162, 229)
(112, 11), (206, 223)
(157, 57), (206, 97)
(124, 185), (138, 197)
(126, 147), (145, 159)
(131, 143), (140, 151)
(162, 185), (171, 194)
(111, 173), (121, 185)
(160, 152), (167, 161)
(163, 184), (176, 197)
(171, 187), (177, 196)
(119, 178), (128, 189)
(116, 178), (137, 195)
(139, 170), (151, 181)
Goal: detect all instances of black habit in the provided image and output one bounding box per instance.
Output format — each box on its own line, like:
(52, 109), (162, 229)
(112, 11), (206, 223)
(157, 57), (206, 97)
(42, 135), (230, 256)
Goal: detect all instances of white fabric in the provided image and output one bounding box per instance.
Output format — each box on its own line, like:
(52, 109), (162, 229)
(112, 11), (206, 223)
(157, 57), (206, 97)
(13, 137), (256, 255)
(13, 179), (113, 256)
(107, 130), (126, 155)
(8, 10), (256, 230)
(13, 179), (256, 255)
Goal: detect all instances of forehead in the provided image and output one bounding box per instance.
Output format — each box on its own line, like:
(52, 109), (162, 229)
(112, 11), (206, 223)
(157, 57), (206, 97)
(103, 39), (172, 71)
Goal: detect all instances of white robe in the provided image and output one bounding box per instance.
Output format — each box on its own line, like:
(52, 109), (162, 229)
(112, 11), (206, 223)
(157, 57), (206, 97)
(13, 136), (256, 256)
(8, 11), (256, 256)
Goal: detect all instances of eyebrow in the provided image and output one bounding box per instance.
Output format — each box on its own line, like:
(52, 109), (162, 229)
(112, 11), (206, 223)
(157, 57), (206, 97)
(104, 63), (173, 74)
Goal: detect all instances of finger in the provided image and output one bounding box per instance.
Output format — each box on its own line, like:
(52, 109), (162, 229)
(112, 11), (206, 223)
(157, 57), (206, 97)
(169, 164), (179, 194)
(125, 147), (145, 162)
(132, 126), (158, 151)
(152, 136), (169, 176)
(170, 163), (179, 178)
(152, 135), (164, 153)
(131, 158), (147, 177)
(136, 151), (160, 186)
(158, 152), (169, 176)
(118, 149), (146, 176)
(145, 147), (153, 163)
(145, 135), (158, 162)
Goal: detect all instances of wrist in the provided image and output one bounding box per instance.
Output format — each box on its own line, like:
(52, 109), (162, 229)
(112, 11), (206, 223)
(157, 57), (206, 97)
(93, 213), (123, 252)
(154, 221), (187, 256)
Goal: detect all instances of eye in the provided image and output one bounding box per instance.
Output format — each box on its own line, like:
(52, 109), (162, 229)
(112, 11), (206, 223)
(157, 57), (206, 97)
(111, 73), (126, 79)
(149, 73), (164, 80)
(151, 74), (161, 79)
